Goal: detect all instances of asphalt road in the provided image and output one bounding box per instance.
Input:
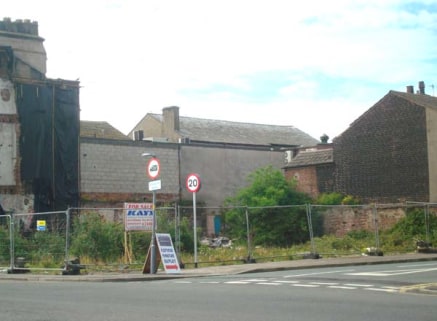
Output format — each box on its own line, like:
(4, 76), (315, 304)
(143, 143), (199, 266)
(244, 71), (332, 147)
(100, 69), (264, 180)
(1, 261), (436, 321)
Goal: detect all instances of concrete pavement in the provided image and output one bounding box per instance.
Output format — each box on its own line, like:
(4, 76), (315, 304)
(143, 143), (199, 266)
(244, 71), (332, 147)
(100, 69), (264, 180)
(1, 253), (437, 293)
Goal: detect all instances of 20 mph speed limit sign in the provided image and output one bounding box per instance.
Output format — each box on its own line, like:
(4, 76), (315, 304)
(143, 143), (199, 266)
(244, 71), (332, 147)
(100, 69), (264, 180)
(186, 173), (201, 193)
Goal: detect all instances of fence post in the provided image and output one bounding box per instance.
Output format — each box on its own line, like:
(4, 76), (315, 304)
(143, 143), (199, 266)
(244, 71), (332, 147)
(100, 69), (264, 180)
(175, 204), (180, 257)
(65, 208), (70, 263)
(425, 204), (430, 243)
(9, 214), (14, 271)
(373, 204), (380, 250)
(245, 207), (254, 262)
(306, 204), (316, 254)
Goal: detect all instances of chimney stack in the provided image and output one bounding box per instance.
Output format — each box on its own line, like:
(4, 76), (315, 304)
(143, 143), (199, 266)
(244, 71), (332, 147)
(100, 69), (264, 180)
(418, 81), (425, 95)
(406, 85), (414, 94)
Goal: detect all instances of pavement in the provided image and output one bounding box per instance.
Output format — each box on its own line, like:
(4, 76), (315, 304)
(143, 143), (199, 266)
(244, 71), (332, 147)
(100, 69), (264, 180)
(1, 252), (437, 294)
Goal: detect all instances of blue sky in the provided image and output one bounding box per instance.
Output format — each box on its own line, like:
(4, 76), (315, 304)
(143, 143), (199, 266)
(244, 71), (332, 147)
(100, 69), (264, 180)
(6, 0), (437, 141)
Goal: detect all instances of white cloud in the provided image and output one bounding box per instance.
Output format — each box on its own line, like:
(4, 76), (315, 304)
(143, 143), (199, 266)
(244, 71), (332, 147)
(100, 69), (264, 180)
(4, 0), (437, 140)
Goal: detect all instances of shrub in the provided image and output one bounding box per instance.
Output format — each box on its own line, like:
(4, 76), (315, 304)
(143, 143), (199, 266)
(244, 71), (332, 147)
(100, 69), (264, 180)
(69, 213), (124, 263)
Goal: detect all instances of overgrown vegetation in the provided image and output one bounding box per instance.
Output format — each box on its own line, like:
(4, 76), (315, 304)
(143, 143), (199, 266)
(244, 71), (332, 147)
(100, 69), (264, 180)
(315, 192), (361, 205)
(1, 167), (436, 270)
(223, 166), (312, 247)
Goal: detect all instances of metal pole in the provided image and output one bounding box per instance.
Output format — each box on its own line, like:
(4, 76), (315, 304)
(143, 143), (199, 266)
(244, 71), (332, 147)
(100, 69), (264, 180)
(65, 208), (70, 262)
(245, 207), (252, 261)
(9, 214), (14, 271)
(425, 205), (430, 243)
(306, 204), (316, 254)
(373, 204), (380, 249)
(150, 190), (156, 274)
(193, 192), (198, 268)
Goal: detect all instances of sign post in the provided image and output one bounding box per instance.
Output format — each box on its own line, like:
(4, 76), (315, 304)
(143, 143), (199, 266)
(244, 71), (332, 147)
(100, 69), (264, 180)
(147, 157), (161, 274)
(186, 173), (201, 268)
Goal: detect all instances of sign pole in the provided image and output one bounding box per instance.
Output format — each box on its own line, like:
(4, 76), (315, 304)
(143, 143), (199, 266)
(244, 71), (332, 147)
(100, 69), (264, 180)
(193, 191), (198, 268)
(150, 190), (157, 274)
(186, 173), (201, 269)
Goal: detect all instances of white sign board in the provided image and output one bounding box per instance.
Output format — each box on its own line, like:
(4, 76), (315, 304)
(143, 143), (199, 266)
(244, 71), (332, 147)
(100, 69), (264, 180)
(124, 202), (154, 231)
(148, 179), (161, 191)
(156, 233), (181, 274)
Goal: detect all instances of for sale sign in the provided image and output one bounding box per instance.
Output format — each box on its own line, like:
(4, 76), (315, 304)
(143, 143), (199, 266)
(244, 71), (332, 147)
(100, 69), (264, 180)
(156, 233), (181, 274)
(124, 202), (154, 231)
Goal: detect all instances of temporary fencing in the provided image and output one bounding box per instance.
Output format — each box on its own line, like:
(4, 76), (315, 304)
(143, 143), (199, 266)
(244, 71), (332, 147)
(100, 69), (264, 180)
(1, 202), (435, 272)
(0, 210), (68, 273)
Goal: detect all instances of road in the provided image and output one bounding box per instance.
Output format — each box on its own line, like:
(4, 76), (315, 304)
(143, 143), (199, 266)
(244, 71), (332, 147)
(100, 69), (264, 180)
(0, 261), (436, 321)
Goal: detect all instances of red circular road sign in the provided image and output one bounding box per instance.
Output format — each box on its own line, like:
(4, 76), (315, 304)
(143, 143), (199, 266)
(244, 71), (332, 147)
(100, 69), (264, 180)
(186, 173), (201, 193)
(147, 158), (160, 179)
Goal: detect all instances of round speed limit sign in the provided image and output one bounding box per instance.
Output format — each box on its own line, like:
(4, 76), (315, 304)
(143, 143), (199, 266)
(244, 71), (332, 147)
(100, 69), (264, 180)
(186, 173), (201, 193)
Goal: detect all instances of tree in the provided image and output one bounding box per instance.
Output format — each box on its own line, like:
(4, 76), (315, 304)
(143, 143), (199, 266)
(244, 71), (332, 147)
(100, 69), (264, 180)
(224, 166), (312, 247)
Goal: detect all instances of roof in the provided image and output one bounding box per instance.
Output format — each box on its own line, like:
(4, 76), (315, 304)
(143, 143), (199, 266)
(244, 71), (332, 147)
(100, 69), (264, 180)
(390, 90), (437, 110)
(151, 114), (318, 147)
(285, 148), (333, 168)
(80, 121), (130, 140)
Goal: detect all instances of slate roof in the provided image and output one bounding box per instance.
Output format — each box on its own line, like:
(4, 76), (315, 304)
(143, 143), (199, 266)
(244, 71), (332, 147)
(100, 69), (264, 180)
(390, 90), (437, 109)
(80, 121), (130, 140)
(285, 148), (333, 168)
(150, 114), (318, 147)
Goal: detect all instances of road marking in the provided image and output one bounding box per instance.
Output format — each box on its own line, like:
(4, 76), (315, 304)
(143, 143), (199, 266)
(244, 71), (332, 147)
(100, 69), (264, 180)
(292, 284), (320, 288)
(245, 279), (268, 282)
(397, 262), (437, 268)
(328, 285), (356, 290)
(364, 288), (398, 293)
(285, 269), (355, 278)
(346, 267), (437, 276)
(310, 282), (339, 285)
(225, 281), (250, 284)
(273, 280), (300, 284)
(200, 281), (220, 284)
(174, 281), (192, 284)
(256, 282), (281, 286)
(344, 283), (373, 287)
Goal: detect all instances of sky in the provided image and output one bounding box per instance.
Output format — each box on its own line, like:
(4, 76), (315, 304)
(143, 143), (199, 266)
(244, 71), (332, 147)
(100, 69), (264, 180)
(5, 0), (437, 141)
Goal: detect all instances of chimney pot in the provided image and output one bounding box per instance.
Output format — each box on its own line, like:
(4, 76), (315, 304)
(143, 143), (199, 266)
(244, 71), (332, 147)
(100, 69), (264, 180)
(419, 81), (425, 94)
(406, 85), (414, 94)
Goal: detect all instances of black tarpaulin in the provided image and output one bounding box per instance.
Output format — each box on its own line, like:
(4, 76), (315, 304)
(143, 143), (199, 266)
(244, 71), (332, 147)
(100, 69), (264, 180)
(16, 81), (79, 212)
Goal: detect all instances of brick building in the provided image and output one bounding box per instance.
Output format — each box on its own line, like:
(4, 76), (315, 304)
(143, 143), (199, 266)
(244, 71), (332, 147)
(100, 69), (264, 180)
(283, 142), (334, 199)
(81, 107), (319, 208)
(333, 83), (437, 203)
(0, 18), (80, 214)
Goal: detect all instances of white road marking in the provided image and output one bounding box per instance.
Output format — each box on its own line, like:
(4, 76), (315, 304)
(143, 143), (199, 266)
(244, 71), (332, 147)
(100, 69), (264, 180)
(225, 281), (250, 284)
(200, 281), (220, 284)
(310, 282), (339, 285)
(328, 285), (356, 290)
(292, 284), (320, 288)
(273, 280), (300, 284)
(174, 281), (192, 284)
(397, 262), (437, 268)
(256, 282), (281, 286)
(344, 283), (373, 287)
(365, 288), (398, 293)
(346, 267), (437, 276)
(285, 269), (355, 278)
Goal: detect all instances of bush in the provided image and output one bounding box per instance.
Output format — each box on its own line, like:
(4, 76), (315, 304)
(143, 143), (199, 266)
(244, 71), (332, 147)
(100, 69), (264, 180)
(69, 213), (124, 263)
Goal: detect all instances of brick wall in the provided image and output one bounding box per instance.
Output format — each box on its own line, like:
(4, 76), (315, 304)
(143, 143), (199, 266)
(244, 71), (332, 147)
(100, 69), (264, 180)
(333, 93), (429, 202)
(321, 205), (407, 236)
